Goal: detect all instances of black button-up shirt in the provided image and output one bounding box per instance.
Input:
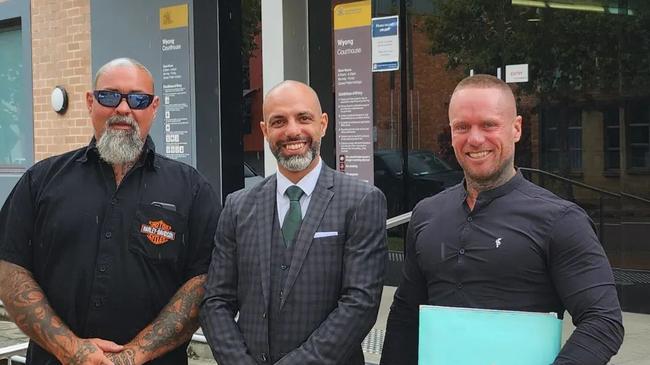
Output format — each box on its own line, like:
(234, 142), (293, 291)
(0, 137), (220, 364)
(381, 171), (624, 365)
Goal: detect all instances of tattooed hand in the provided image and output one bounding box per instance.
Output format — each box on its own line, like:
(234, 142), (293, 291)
(107, 348), (137, 365)
(65, 338), (115, 365)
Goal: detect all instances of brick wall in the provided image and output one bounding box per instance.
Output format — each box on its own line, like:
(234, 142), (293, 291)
(31, 0), (92, 162)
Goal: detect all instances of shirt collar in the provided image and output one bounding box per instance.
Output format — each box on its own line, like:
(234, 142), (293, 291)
(276, 158), (323, 198)
(77, 135), (158, 169)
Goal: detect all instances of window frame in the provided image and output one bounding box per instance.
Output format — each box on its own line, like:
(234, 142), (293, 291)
(0, 0), (33, 173)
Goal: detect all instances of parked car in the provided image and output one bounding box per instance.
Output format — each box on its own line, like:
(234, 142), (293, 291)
(374, 150), (463, 217)
(244, 162), (264, 189)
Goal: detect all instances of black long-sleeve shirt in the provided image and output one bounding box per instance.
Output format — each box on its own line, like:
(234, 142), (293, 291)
(380, 171), (624, 365)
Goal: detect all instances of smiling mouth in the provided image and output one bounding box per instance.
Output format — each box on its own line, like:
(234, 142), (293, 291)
(466, 151), (491, 159)
(282, 141), (308, 151)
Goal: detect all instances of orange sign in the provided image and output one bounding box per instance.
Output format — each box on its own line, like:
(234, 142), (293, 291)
(140, 220), (176, 245)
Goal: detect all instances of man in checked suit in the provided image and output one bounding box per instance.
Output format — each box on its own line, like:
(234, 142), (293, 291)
(200, 80), (387, 364)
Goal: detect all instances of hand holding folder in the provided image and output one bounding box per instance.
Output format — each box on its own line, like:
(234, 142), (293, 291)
(418, 305), (562, 365)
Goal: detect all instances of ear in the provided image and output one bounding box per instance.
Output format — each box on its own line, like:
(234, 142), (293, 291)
(86, 91), (94, 113)
(320, 113), (328, 137)
(150, 95), (160, 119)
(260, 120), (269, 139)
(151, 95), (160, 111)
(513, 115), (522, 143)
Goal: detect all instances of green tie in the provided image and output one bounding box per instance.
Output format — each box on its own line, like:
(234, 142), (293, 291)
(282, 185), (304, 247)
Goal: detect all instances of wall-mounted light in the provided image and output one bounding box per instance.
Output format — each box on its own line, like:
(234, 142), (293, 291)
(51, 86), (68, 114)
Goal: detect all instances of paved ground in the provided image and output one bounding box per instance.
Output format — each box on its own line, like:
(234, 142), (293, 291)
(2, 287), (650, 364)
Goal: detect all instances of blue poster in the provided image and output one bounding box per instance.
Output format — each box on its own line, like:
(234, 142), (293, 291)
(371, 16), (399, 72)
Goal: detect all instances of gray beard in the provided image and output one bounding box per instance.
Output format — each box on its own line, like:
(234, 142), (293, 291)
(96, 116), (144, 165)
(274, 139), (320, 172)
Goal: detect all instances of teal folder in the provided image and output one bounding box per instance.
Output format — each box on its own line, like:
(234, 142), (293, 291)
(418, 305), (562, 365)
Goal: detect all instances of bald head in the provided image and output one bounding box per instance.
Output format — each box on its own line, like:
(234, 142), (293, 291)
(450, 74), (517, 118)
(263, 80), (322, 119)
(94, 58), (154, 93)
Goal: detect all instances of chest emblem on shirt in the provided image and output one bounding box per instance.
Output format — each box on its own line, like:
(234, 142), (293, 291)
(140, 220), (176, 245)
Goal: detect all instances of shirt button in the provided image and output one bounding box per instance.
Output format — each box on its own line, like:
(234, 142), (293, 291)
(280, 264), (288, 270)
(467, 216), (473, 222)
(459, 248), (465, 255)
(111, 198), (118, 205)
(457, 283), (463, 289)
(94, 298), (102, 307)
(98, 265), (107, 272)
(279, 290), (283, 298)
(105, 232), (112, 239)
(262, 312), (266, 319)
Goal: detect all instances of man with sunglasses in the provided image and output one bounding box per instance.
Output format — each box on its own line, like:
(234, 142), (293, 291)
(0, 58), (220, 365)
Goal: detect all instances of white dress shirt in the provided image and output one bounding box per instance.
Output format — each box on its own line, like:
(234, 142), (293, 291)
(276, 158), (323, 227)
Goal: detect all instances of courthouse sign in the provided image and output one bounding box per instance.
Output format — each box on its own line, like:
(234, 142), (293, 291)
(333, 0), (374, 184)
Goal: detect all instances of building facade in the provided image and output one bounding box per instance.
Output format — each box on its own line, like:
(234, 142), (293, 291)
(1, 0), (649, 313)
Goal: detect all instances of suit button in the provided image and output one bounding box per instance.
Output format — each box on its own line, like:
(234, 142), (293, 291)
(459, 248), (465, 255)
(457, 283), (463, 289)
(105, 232), (112, 239)
(260, 353), (268, 362)
(467, 216), (473, 222)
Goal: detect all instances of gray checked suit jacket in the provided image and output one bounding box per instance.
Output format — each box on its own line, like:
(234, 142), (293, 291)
(200, 165), (387, 365)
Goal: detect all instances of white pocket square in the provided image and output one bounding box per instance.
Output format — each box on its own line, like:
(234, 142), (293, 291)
(314, 231), (338, 238)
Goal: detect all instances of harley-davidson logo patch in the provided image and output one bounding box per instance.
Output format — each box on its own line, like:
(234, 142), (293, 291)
(140, 220), (175, 245)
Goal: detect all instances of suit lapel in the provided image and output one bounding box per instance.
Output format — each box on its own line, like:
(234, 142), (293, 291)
(281, 166), (335, 308)
(257, 176), (277, 310)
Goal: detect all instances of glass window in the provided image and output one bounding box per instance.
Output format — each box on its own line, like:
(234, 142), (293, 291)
(0, 21), (28, 168)
(542, 106), (582, 172)
(603, 105), (620, 171)
(356, 0), (650, 275)
(627, 100), (650, 170)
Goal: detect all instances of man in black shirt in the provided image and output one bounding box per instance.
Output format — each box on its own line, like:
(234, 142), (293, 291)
(0, 58), (220, 365)
(380, 74), (624, 365)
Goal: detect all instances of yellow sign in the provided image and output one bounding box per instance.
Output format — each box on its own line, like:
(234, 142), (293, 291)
(160, 4), (189, 30)
(334, 0), (371, 30)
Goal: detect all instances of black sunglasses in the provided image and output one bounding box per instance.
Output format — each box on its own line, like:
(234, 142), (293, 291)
(93, 90), (154, 110)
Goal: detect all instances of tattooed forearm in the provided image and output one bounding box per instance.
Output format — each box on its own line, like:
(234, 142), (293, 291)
(0, 261), (83, 362)
(128, 274), (206, 362)
(107, 348), (137, 365)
